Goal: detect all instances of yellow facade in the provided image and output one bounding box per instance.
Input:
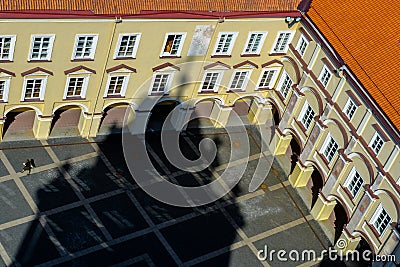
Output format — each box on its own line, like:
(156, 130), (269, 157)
(0, 13), (399, 258)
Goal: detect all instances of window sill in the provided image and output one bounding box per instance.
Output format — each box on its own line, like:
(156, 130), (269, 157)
(114, 57), (136, 60)
(198, 90), (217, 94)
(240, 53), (260, 57)
(316, 151), (331, 168)
(64, 97), (86, 100)
(0, 60), (13, 63)
(103, 95), (125, 99)
(71, 58), (94, 62)
(149, 92), (167, 96)
(159, 55), (181, 59)
(269, 52), (286, 56)
(211, 55), (232, 58)
(294, 119), (308, 135)
(227, 89), (246, 93)
(0, 100), (7, 103)
(22, 99), (44, 103)
(28, 59), (52, 62)
(255, 87), (272, 91)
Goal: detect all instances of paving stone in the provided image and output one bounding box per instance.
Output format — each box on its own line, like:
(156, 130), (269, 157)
(0, 219), (59, 266)
(0, 160), (9, 177)
(0, 180), (34, 224)
(192, 245), (263, 267)
(46, 206), (106, 253)
(47, 137), (96, 161)
(65, 157), (120, 198)
(90, 193), (149, 238)
(253, 222), (327, 267)
(160, 209), (242, 262)
(225, 189), (303, 238)
(2, 144), (53, 173)
(20, 168), (79, 211)
(57, 233), (177, 267)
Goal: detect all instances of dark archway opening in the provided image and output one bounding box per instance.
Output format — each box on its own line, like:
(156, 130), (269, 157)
(272, 105), (280, 126)
(289, 136), (301, 174)
(333, 202), (348, 244)
(49, 106), (82, 137)
(147, 100), (179, 132)
(353, 237), (373, 266)
(99, 104), (132, 134)
(310, 170), (323, 209)
(2, 109), (35, 140)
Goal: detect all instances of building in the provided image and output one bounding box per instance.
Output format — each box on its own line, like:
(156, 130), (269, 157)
(0, 0), (399, 263)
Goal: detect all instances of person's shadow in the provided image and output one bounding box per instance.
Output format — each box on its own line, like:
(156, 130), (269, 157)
(7, 99), (245, 266)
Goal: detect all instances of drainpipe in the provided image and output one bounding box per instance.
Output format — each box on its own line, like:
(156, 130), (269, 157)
(86, 17), (121, 138)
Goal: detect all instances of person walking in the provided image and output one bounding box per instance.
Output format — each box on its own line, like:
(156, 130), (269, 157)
(21, 159), (32, 175)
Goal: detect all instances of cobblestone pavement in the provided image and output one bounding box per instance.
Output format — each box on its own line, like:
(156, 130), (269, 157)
(0, 127), (332, 267)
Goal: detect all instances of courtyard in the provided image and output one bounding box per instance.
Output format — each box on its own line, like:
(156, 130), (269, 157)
(0, 123), (335, 266)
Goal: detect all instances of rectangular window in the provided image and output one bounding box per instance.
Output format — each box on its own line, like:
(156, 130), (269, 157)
(151, 74), (171, 93)
(277, 72), (293, 99)
(322, 135), (339, 163)
(66, 77), (87, 98)
(318, 66), (332, 87)
(115, 34), (141, 58)
(243, 32), (267, 55)
(0, 80), (9, 101)
(29, 35), (55, 61)
(72, 34), (98, 60)
(300, 103), (315, 130)
(295, 35), (309, 56)
(343, 98), (357, 120)
(345, 168), (364, 197)
(213, 32), (238, 55)
(161, 33), (186, 57)
(272, 31), (293, 53)
(372, 206), (391, 236)
(257, 69), (278, 89)
(369, 132), (384, 155)
(200, 72), (221, 92)
(107, 76), (128, 96)
(24, 79), (44, 99)
(229, 71), (250, 91)
(0, 36), (16, 60)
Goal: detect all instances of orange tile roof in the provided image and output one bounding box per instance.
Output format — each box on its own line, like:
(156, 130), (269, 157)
(0, 0), (302, 14)
(307, 0), (400, 133)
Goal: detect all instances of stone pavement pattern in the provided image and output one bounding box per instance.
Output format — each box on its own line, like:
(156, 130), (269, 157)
(0, 128), (331, 267)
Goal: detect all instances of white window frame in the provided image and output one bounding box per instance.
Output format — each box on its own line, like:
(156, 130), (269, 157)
(242, 32), (267, 55)
(114, 33), (141, 59)
(256, 67), (280, 90)
(104, 75), (130, 97)
(0, 35), (17, 61)
(298, 101), (315, 130)
(344, 167), (364, 198)
(149, 72), (174, 95)
(228, 70), (252, 91)
(198, 71), (223, 93)
(343, 97), (357, 120)
(212, 32), (238, 56)
(271, 31), (294, 53)
(370, 204), (392, 236)
(160, 32), (187, 57)
(21, 77), (47, 101)
(28, 34), (55, 61)
(369, 131), (384, 155)
(276, 71), (293, 99)
(63, 76), (89, 99)
(295, 34), (309, 56)
(318, 65), (332, 87)
(320, 134), (339, 164)
(72, 34), (99, 60)
(0, 78), (11, 102)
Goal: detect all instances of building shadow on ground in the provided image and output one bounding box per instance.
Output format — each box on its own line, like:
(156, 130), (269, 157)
(8, 100), (245, 267)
